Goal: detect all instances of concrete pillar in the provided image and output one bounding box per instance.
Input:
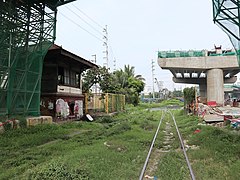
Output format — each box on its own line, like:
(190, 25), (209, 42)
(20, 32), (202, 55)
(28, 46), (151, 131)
(207, 69), (224, 106)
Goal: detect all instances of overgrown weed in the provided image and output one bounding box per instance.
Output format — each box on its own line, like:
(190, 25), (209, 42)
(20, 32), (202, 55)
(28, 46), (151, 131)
(2, 100), (240, 179)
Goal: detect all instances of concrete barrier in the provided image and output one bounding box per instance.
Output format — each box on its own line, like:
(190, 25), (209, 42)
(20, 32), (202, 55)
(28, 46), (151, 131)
(26, 116), (53, 126)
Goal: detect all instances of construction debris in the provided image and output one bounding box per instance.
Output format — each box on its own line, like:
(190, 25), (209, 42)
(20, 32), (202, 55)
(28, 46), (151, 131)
(0, 119), (20, 132)
(144, 175), (156, 179)
(204, 114), (224, 123)
(197, 103), (240, 128)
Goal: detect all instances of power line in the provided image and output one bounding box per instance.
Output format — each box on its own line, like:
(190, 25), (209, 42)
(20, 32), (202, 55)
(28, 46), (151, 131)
(59, 12), (104, 43)
(56, 33), (76, 49)
(64, 6), (104, 37)
(71, 4), (104, 29)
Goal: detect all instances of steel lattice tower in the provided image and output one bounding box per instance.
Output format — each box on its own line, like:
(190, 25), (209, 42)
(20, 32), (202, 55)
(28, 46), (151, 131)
(212, 0), (240, 64)
(0, 0), (75, 116)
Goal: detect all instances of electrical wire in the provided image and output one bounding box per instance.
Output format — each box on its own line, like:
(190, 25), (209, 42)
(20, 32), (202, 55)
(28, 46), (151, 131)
(56, 33), (77, 50)
(59, 12), (104, 43)
(60, 5), (118, 70)
(64, 6), (104, 37)
(71, 4), (104, 29)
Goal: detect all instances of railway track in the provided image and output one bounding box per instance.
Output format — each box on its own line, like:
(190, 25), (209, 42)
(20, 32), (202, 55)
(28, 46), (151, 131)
(139, 110), (195, 180)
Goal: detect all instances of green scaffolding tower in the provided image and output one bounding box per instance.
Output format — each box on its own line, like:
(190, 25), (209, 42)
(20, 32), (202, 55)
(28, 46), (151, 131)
(0, 0), (75, 117)
(212, 0), (240, 64)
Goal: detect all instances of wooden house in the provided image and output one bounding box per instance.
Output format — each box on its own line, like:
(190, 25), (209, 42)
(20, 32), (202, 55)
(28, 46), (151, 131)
(40, 44), (98, 119)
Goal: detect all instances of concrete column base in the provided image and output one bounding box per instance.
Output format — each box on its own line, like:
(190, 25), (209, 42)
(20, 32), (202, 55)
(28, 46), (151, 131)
(207, 69), (224, 106)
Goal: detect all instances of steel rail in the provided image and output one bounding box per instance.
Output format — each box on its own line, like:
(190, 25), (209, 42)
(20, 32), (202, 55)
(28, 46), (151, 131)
(139, 110), (166, 180)
(168, 110), (196, 180)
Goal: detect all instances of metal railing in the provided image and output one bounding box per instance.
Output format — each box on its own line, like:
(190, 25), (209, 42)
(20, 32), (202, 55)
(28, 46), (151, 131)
(84, 93), (125, 114)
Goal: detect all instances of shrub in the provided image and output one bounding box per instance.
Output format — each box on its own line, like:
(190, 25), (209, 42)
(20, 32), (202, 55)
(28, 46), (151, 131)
(140, 120), (154, 131)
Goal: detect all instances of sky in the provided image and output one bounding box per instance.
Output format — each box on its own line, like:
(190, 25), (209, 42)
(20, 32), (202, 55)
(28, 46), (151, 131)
(55, 0), (233, 92)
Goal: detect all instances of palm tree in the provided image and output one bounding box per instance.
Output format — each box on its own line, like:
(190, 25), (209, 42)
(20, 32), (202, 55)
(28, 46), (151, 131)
(135, 74), (145, 82)
(124, 65), (135, 78)
(113, 69), (126, 88)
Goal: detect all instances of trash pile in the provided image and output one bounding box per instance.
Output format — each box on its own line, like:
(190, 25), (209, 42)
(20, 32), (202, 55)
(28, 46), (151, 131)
(0, 119), (20, 133)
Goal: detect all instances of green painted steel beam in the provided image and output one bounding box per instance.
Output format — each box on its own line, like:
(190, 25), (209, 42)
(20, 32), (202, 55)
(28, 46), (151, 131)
(0, 0), (75, 116)
(0, 1), (55, 116)
(13, 0), (76, 10)
(212, 0), (240, 65)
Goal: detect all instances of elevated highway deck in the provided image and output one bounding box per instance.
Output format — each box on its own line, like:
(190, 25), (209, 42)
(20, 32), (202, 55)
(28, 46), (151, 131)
(158, 48), (240, 105)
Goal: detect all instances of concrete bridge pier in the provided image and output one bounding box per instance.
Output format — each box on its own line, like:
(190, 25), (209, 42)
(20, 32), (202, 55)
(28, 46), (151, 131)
(158, 48), (240, 106)
(207, 68), (224, 105)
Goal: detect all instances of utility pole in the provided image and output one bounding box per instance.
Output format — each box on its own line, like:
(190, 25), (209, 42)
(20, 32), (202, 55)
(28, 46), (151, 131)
(91, 54), (96, 63)
(103, 25), (109, 69)
(113, 58), (116, 71)
(155, 78), (163, 99)
(91, 54), (97, 93)
(151, 59), (155, 99)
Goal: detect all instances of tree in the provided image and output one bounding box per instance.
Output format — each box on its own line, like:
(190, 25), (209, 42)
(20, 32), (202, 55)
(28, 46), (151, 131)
(113, 69), (127, 89)
(124, 64), (135, 78)
(183, 87), (195, 112)
(126, 76), (145, 105)
(98, 67), (117, 93)
(82, 65), (145, 106)
(82, 67), (99, 93)
(116, 65), (145, 105)
(183, 87), (195, 105)
(82, 66), (117, 93)
(172, 90), (183, 98)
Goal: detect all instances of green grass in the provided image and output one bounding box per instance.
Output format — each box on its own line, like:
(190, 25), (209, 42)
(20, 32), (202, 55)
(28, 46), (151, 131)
(0, 106), (161, 179)
(159, 98), (184, 107)
(173, 111), (240, 180)
(1, 100), (240, 179)
(138, 98), (184, 109)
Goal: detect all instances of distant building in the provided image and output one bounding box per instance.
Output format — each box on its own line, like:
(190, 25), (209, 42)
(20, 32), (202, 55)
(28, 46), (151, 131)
(224, 84), (240, 100)
(40, 44), (98, 119)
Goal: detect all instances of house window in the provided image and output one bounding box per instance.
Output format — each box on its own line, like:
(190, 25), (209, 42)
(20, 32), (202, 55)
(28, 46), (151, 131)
(58, 67), (64, 85)
(76, 73), (80, 87)
(58, 66), (80, 87)
(70, 71), (80, 87)
(64, 69), (70, 85)
(70, 71), (76, 86)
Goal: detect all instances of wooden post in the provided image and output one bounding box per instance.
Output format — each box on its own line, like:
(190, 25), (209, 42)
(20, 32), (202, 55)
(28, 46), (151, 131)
(112, 94), (114, 112)
(85, 93), (88, 114)
(106, 93), (109, 114)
